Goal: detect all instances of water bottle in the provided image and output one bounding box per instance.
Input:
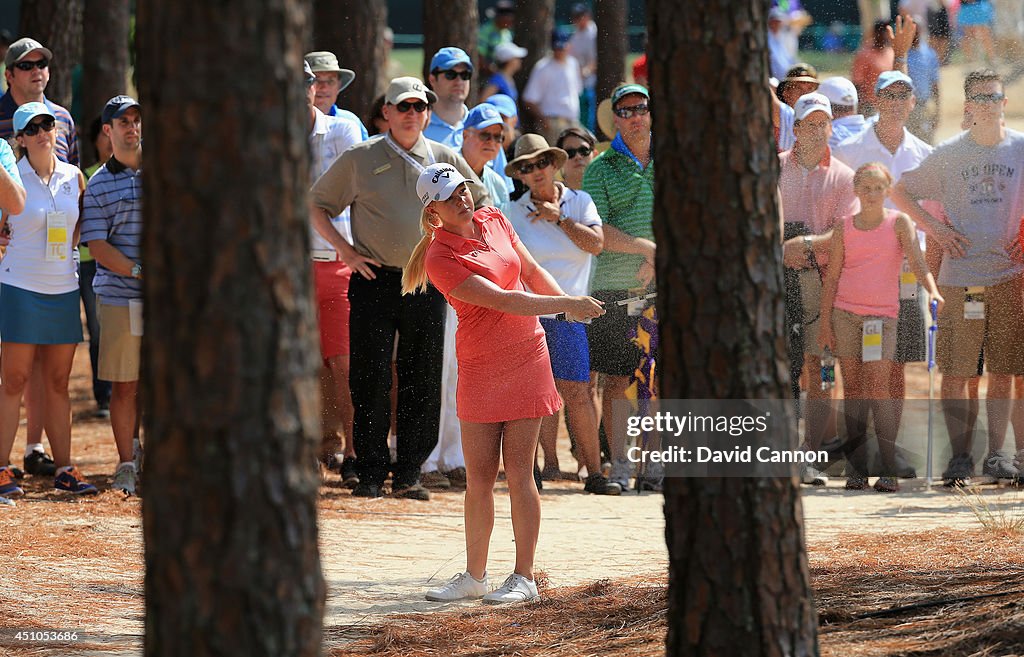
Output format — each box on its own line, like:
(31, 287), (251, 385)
(820, 347), (836, 391)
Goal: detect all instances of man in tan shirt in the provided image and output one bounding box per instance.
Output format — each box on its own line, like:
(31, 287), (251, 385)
(310, 77), (489, 500)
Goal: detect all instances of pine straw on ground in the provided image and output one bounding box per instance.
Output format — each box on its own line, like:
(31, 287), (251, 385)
(329, 530), (1024, 657)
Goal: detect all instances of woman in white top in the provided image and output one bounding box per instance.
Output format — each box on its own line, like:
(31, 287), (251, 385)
(503, 134), (616, 495)
(0, 102), (95, 498)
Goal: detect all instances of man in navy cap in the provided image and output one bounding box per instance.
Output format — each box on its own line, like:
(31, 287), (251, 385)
(425, 46), (473, 149)
(523, 28), (582, 144)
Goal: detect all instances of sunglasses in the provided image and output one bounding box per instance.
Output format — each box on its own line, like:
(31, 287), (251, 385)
(517, 156), (552, 175)
(21, 117), (55, 136)
(394, 100), (428, 113)
(437, 69), (472, 81)
(471, 130), (504, 143)
(563, 145), (592, 159)
(613, 103), (649, 119)
(877, 89), (912, 101)
(13, 59), (48, 71)
(968, 92), (1005, 104)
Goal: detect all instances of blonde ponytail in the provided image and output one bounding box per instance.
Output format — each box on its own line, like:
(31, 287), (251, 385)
(402, 207), (441, 295)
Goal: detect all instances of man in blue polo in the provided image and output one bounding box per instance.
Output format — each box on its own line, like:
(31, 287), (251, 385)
(81, 96), (143, 497)
(425, 47), (473, 148)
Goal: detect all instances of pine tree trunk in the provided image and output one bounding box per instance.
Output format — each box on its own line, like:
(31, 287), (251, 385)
(18, 0), (83, 110)
(513, 0), (554, 133)
(423, 0), (478, 105)
(648, 0), (820, 655)
(314, 0), (387, 127)
(594, 0), (627, 106)
(81, 0), (130, 168)
(136, 1), (325, 655)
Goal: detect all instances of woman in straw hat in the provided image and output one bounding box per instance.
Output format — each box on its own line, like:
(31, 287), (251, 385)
(504, 133), (616, 495)
(404, 162), (604, 605)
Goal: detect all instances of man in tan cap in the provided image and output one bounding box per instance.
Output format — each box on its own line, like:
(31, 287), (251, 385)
(310, 77), (490, 501)
(304, 51), (368, 140)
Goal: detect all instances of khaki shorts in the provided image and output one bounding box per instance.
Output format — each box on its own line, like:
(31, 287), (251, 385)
(937, 276), (1024, 377)
(831, 308), (898, 361)
(799, 269), (825, 356)
(98, 302), (141, 382)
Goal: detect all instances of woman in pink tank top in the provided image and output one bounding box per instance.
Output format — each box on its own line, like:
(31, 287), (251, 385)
(818, 163), (943, 492)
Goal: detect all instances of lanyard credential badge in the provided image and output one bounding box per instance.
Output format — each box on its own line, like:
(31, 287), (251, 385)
(45, 211), (68, 262)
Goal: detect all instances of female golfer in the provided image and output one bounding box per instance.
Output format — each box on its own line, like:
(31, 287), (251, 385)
(0, 102), (94, 500)
(817, 162), (942, 492)
(404, 163), (604, 604)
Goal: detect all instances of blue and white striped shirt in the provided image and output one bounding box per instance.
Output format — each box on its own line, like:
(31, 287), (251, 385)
(80, 156), (142, 304)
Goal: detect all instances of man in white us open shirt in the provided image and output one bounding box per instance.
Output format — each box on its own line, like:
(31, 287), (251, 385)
(305, 60), (363, 485)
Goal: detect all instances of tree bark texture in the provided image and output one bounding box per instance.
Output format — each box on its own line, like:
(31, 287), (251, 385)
(18, 0), (83, 110)
(423, 0), (479, 105)
(314, 0), (387, 129)
(648, 0), (819, 655)
(137, 1), (325, 655)
(594, 0), (627, 107)
(513, 0), (554, 133)
(81, 0), (131, 168)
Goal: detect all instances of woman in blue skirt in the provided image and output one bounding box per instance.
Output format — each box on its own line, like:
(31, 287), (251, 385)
(0, 102), (95, 500)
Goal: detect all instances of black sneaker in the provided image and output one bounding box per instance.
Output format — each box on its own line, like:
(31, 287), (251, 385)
(340, 458), (359, 489)
(392, 482), (431, 501)
(584, 473), (621, 495)
(24, 450), (56, 476)
(943, 453), (974, 487)
(351, 482), (382, 498)
(7, 465), (24, 480)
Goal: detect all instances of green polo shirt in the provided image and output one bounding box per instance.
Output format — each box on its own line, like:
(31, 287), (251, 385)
(582, 146), (655, 291)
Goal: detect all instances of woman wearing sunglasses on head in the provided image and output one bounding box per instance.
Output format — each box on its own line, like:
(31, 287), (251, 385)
(0, 102), (95, 501)
(404, 163), (604, 605)
(555, 126), (597, 191)
(504, 134), (616, 494)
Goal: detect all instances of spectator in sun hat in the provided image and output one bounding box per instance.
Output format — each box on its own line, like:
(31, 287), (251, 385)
(305, 50), (368, 140)
(303, 58), (365, 486)
(0, 36), (79, 482)
(777, 62), (820, 108)
(0, 101), (95, 501)
(523, 28), (582, 145)
(482, 41), (527, 104)
(309, 76), (490, 500)
(818, 76), (869, 147)
(80, 94), (143, 496)
(425, 47), (474, 149)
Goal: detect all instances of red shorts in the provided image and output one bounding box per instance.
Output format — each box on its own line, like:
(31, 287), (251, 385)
(313, 261), (351, 360)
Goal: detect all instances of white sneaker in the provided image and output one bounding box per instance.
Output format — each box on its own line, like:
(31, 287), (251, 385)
(609, 459), (633, 492)
(425, 571), (488, 601)
(112, 463), (137, 496)
(132, 438), (144, 474)
(482, 573), (540, 605)
(800, 464), (828, 486)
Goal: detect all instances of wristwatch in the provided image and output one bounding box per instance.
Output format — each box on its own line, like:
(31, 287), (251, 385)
(131, 263), (143, 279)
(557, 214), (568, 227)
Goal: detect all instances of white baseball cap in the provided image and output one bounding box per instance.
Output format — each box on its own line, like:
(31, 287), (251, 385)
(494, 41), (528, 63)
(794, 93), (832, 121)
(417, 163), (469, 207)
(817, 77), (857, 109)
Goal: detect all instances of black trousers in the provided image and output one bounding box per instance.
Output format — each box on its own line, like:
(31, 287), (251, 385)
(348, 269), (446, 487)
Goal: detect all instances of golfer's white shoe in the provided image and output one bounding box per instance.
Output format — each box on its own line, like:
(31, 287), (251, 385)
(425, 571), (488, 601)
(482, 573), (540, 605)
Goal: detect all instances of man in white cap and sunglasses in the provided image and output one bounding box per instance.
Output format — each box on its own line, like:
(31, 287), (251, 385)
(310, 77), (490, 501)
(0, 37), (79, 483)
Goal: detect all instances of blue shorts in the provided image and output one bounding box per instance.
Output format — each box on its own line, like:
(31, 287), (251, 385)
(0, 283), (84, 344)
(959, 1), (993, 27)
(540, 317), (590, 382)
